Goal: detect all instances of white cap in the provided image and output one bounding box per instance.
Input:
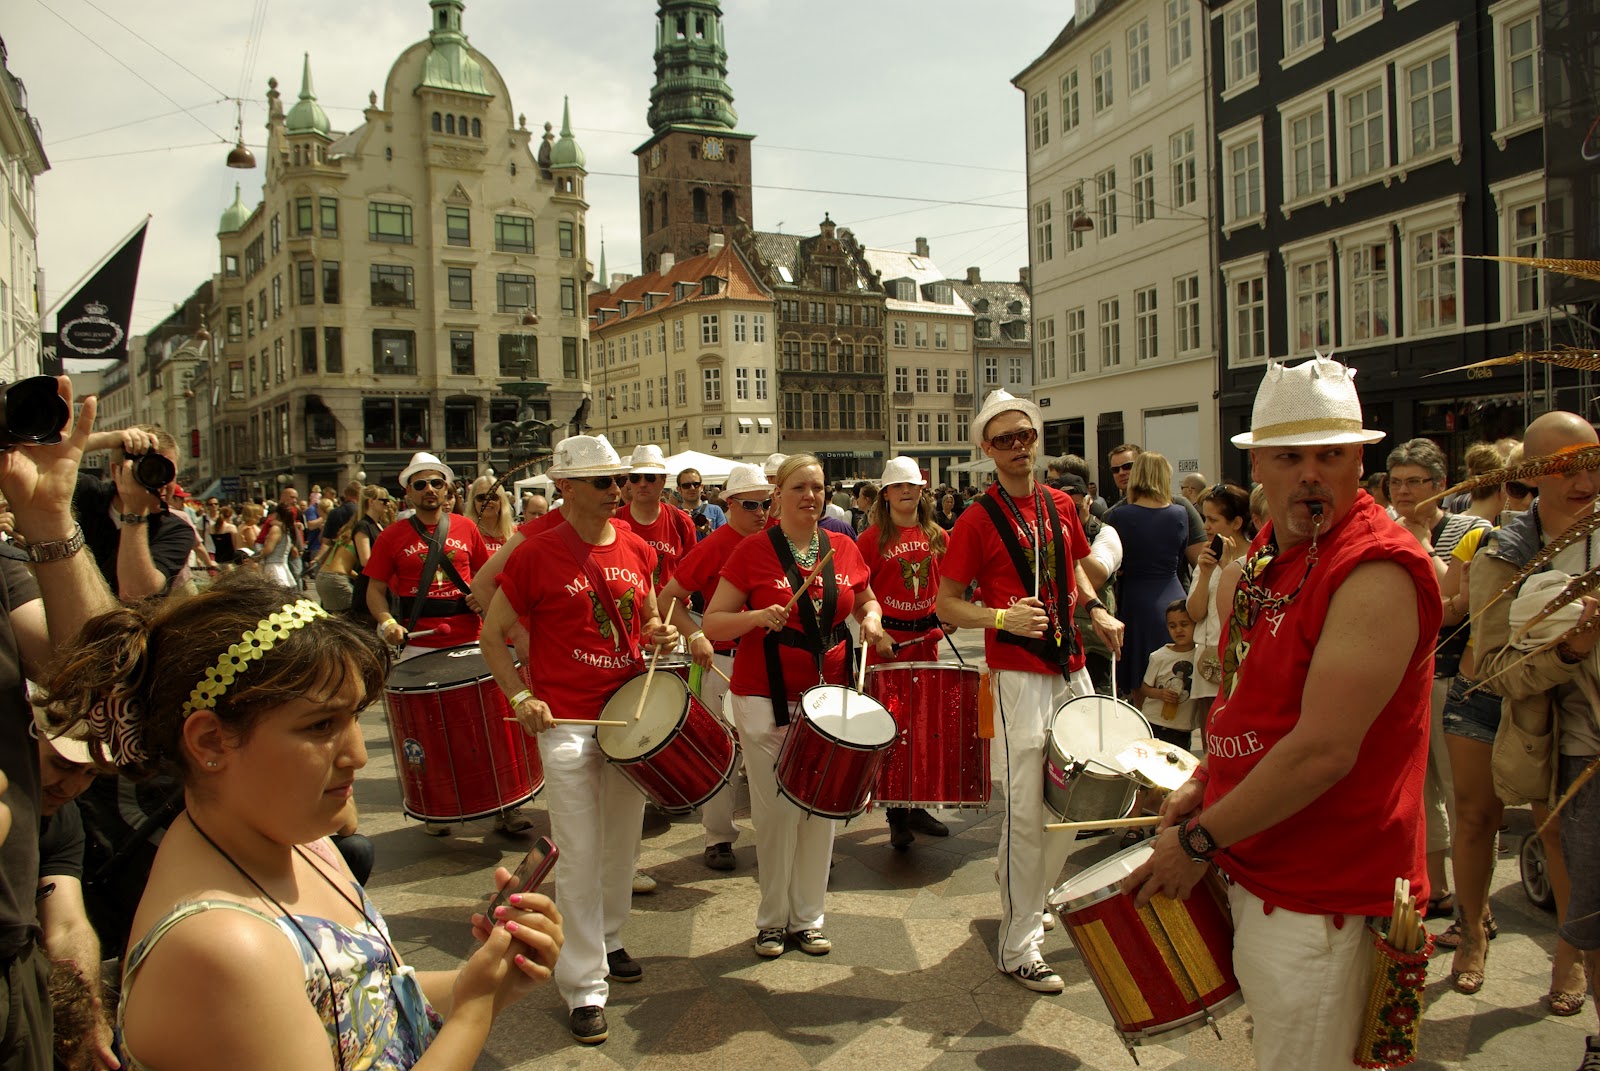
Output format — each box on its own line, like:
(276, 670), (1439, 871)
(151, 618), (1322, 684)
(399, 451), (455, 488)
(970, 389), (1044, 448)
(547, 435), (630, 479)
(722, 462), (770, 499)
(31, 705), (93, 765)
(763, 452), (788, 477)
(877, 455), (926, 488)
(1230, 353), (1386, 449)
(628, 443), (670, 474)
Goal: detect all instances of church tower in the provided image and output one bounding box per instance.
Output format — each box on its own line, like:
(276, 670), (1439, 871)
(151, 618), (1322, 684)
(635, 0), (754, 272)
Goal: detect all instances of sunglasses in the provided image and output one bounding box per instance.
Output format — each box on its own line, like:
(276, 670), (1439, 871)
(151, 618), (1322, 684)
(410, 478), (447, 491)
(628, 473), (661, 484)
(1111, 462), (1135, 474)
(732, 497), (772, 512)
(586, 475), (627, 490)
(474, 493), (496, 504)
(988, 427), (1038, 450)
(678, 480), (701, 489)
(1505, 481), (1537, 498)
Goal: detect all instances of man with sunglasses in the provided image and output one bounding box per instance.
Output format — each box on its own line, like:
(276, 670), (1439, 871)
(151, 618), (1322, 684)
(365, 452), (490, 658)
(616, 446), (697, 590)
(937, 390), (1124, 994)
(678, 468), (725, 541)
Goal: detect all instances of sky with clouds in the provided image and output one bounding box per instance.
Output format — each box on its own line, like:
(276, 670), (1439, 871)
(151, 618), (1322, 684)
(7, 0), (1070, 336)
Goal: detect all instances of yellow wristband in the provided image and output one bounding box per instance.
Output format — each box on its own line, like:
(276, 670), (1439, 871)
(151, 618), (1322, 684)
(689, 630), (706, 646)
(509, 689), (533, 707)
(994, 607), (1006, 631)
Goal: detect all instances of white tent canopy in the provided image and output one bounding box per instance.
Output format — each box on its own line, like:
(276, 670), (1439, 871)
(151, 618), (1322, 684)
(659, 449), (737, 484)
(513, 473), (555, 494)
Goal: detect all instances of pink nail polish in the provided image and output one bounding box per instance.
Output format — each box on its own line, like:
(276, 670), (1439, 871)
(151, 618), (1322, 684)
(509, 893), (521, 906)
(494, 906), (508, 918)
(505, 920), (519, 932)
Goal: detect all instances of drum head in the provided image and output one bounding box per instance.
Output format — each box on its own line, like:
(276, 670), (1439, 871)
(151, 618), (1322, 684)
(799, 686), (896, 747)
(1049, 840), (1155, 911)
(597, 673), (688, 759)
(1051, 695), (1151, 775)
(386, 645), (491, 691)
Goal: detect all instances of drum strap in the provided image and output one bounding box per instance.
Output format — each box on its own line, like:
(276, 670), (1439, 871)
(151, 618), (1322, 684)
(396, 514), (472, 641)
(558, 521), (642, 663)
(881, 611), (940, 633)
(975, 494), (1079, 678)
(763, 526), (848, 727)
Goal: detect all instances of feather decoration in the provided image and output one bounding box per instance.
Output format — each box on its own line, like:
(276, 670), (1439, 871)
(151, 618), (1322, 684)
(1466, 613), (1600, 697)
(1466, 253), (1600, 284)
(1417, 444), (1600, 508)
(488, 456), (544, 498)
(1424, 346), (1600, 378)
(1512, 563), (1600, 641)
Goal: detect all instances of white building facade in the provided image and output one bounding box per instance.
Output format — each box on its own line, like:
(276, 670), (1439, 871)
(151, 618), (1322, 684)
(0, 38), (47, 384)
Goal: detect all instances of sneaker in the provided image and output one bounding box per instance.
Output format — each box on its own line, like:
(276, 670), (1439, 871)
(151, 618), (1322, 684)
(1580, 1036), (1600, 1071)
(906, 809), (950, 837)
(887, 809), (913, 851)
(792, 928), (832, 955)
(606, 947), (642, 983)
(703, 842), (736, 871)
(493, 809), (534, 834)
(1009, 960), (1065, 993)
(423, 822), (450, 837)
(569, 1005), (608, 1045)
(631, 871), (657, 894)
(754, 927), (787, 958)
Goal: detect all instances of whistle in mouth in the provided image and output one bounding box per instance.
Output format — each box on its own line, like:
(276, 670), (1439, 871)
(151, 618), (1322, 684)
(1306, 501), (1325, 519)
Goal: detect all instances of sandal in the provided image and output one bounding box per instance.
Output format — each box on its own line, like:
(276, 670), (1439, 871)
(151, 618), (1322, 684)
(1450, 942), (1488, 995)
(1548, 989), (1587, 1017)
(1434, 913), (1499, 950)
(1425, 892), (1455, 919)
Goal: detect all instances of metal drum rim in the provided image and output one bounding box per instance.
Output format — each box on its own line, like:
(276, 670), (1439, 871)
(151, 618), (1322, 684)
(1049, 841), (1157, 913)
(864, 661), (982, 674)
(383, 643), (496, 692)
(402, 792), (537, 823)
(597, 675), (698, 764)
(796, 686), (896, 750)
(1115, 991), (1244, 1045)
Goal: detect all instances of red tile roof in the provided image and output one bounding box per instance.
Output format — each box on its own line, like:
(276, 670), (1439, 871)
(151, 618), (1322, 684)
(588, 242), (769, 327)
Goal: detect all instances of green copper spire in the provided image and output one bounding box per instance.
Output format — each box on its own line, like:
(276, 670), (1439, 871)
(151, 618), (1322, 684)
(647, 0), (738, 133)
(550, 96), (586, 170)
(421, 0), (488, 96)
(218, 183), (251, 234)
(285, 53), (330, 136)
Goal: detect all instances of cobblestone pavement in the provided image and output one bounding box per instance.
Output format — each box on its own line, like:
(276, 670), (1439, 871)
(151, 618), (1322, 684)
(355, 633), (1593, 1070)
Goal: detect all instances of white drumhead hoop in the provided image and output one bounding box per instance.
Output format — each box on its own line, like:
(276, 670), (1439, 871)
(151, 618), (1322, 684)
(1050, 694), (1151, 772)
(864, 661), (980, 677)
(1049, 840), (1155, 911)
(799, 685), (896, 746)
(597, 673), (688, 758)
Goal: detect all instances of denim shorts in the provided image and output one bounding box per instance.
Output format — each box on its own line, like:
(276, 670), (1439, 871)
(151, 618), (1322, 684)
(1440, 675), (1502, 745)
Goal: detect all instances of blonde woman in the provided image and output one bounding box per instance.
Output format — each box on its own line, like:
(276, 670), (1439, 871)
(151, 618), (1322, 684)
(468, 475), (513, 555)
(236, 503), (264, 559)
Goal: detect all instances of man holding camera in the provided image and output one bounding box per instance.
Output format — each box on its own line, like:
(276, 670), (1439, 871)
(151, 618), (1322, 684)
(73, 426), (193, 602)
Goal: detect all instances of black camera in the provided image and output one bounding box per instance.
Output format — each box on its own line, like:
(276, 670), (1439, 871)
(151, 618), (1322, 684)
(127, 450), (176, 494)
(0, 377), (70, 450)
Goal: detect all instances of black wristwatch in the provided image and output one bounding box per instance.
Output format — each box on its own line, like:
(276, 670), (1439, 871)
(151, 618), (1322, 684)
(1179, 817), (1218, 863)
(1084, 598), (1107, 614)
(119, 512), (151, 526)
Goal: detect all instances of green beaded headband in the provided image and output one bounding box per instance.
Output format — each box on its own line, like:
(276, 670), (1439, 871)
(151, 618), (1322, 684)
(182, 599), (331, 719)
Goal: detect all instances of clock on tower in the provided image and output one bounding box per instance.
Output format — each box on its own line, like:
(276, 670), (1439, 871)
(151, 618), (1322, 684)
(702, 137), (725, 161)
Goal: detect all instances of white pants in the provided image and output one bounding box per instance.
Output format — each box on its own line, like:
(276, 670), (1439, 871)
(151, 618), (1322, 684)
(730, 693), (835, 932)
(1229, 884), (1379, 1071)
(697, 654), (741, 847)
(536, 724), (646, 1010)
(992, 667), (1089, 971)
(1423, 676), (1453, 856)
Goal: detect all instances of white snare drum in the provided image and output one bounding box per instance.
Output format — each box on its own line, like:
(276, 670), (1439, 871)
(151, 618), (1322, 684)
(1043, 695), (1151, 823)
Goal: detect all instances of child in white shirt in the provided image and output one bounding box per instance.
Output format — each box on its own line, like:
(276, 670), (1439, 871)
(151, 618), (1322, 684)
(1133, 599), (1200, 749)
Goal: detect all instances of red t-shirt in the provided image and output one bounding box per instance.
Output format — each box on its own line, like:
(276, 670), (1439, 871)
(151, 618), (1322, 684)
(364, 517), (489, 648)
(721, 531), (870, 701)
(941, 484), (1090, 675)
(500, 526), (659, 721)
(516, 508), (568, 539)
(1203, 492), (1439, 917)
(857, 523), (944, 666)
(616, 502), (698, 589)
(672, 523), (750, 654)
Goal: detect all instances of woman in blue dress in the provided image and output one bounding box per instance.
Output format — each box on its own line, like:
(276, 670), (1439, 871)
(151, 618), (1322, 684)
(1107, 452), (1197, 698)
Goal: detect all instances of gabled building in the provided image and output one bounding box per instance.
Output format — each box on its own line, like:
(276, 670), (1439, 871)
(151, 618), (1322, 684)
(0, 36), (48, 383)
(949, 266), (1033, 411)
(209, 0), (592, 495)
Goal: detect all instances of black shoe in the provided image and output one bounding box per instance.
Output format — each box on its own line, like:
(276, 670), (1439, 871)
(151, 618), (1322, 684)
(642, 804), (671, 836)
(906, 809), (949, 837)
(887, 808), (913, 851)
(703, 842), (736, 871)
(1580, 1036), (1600, 1071)
(570, 1005), (608, 1044)
(606, 947), (642, 983)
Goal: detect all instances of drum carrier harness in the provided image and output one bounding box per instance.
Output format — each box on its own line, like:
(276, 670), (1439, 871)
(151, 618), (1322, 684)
(974, 489), (1080, 679)
(763, 526), (852, 726)
(393, 513), (473, 643)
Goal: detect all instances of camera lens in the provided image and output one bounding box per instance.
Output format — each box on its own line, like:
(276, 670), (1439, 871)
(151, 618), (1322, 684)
(0, 377), (70, 446)
(134, 452), (176, 493)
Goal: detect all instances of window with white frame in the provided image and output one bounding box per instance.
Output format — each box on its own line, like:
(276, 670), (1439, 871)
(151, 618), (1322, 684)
(733, 312), (747, 342)
(1227, 135), (1263, 222)
(1171, 128), (1197, 208)
(1287, 107), (1328, 200)
(1343, 83), (1386, 182)
(1067, 307), (1087, 374)
(1099, 298), (1122, 367)
(1065, 184), (1087, 251)
(983, 356), (999, 385)
(675, 370), (688, 405)
(914, 323), (928, 348)
(1031, 90), (1050, 150)
(1225, 2), (1259, 89)
(1095, 168), (1118, 238)
(936, 368), (949, 392)
(1033, 199), (1054, 261)
(1285, 0), (1322, 57)
(1127, 21), (1151, 93)
(703, 367), (722, 402)
(894, 366), (909, 391)
(1405, 53), (1455, 157)
(674, 318), (684, 349)
(754, 368), (768, 399)
(1092, 46), (1114, 113)
(1132, 149), (1155, 224)
(916, 367), (929, 392)
(937, 413), (951, 443)
(1410, 223), (1458, 332)
(1494, 7), (1540, 132)
(1166, 0), (1192, 68)
(1037, 316), (1057, 380)
(1135, 287), (1158, 361)
(896, 412), (910, 442)
(893, 320), (907, 346)
(735, 366), (749, 399)
(701, 314), (720, 344)
(1340, 0), (1381, 27)
(956, 368), (969, 393)
(1290, 255), (1332, 352)
(933, 324), (948, 350)
(1232, 273), (1267, 364)
(752, 314), (766, 342)
(1008, 356), (1025, 385)
(1346, 241), (1391, 343)
(1061, 70), (1081, 133)
(917, 413), (930, 443)
(1508, 198), (1547, 316)
(1175, 274), (1201, 353)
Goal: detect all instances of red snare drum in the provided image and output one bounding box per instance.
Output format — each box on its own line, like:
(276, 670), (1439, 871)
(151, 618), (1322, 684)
(867, 662), (989, 808)
(384, 645), (543, 823)
(775, 685), (897, 820)
(597, 656), (737, 814)
(1047, 842), (1241, 1057)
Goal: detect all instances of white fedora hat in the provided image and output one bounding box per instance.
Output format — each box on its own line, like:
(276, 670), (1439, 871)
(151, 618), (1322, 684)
(548, 434), (630, 479)
(763, 452), (788, 477)
(1231, 353), (1385, 449)
(971, 389), (1044, 449)
(878, 455), (926, 487)
(629, 443), (670, 474)
(31, 704), (93, 765)
(722, 462), (770, 499)
(399, 451), (456, 488)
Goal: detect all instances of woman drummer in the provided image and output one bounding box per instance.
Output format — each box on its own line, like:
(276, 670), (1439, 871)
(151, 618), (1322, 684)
(856, 455), (951, 850)
(703, 453), (887, 959)
(658, 462), (774, 873)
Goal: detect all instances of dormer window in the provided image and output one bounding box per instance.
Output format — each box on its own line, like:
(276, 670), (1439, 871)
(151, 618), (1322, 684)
(922, 282), (953, 305)
(701, 276), (721, 296)
(975, 318), (993, 339)
(674, 282), (692, 301)
(1008, 299), (1024, 315)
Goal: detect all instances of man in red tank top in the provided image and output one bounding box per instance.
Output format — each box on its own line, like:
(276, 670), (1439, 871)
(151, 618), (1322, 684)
(1126, 355), (1439, 1071)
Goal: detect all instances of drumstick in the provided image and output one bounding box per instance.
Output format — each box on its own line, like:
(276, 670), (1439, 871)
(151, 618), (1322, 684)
(503, 717), (629, 727)
(633, 597), (677, 722)
(1042, 814), (1164, 833)
(778, 547), (836, 616)
(856, 638), (868, 694)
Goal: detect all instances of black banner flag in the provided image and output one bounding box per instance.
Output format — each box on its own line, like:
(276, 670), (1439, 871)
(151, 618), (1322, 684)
(50, 219), (148, 372)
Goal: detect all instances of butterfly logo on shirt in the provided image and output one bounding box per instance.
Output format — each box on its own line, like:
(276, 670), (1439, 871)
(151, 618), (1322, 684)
(586, 588), (638, 650)
(1021, 538), (1059, 587)
(898, 557), (932, 598)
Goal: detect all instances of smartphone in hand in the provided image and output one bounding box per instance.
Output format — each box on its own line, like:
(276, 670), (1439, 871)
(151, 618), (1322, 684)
(1208, 534), (1224, 558)
(487, 835), (558, 917)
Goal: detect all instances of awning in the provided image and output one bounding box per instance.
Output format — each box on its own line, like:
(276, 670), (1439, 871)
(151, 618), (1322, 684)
(194, 479), (225, 500)
(737, 417), (754, 429)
